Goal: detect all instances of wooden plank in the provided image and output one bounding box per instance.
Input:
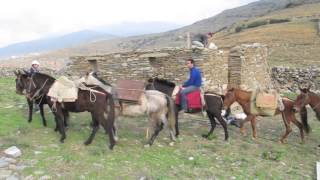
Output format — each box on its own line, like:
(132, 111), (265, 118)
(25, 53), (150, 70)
(116, 80), (145, 102)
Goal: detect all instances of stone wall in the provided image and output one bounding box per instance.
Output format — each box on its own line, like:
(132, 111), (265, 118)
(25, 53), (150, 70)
(228, 43), (272, 90)
(67, 47), (228, 91)
(272, 66), (320, 92)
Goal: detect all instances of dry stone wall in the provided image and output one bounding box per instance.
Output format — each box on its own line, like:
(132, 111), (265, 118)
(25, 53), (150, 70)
(67, 47), (228, 91)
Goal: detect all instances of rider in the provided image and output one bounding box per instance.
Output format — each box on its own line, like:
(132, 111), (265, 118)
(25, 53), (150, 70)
(180, 58), (202, 113)
(29, 60), (40, 111)
(29, 60), (40, 75)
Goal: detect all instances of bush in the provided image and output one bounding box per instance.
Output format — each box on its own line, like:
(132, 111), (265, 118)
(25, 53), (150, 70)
(247, 20), (268, 29)
(235, 24), (246, 33)
(269, 19), (290, 24)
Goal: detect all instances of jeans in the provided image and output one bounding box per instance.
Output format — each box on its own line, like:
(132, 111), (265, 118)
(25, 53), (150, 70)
(180, 86), (199, 111)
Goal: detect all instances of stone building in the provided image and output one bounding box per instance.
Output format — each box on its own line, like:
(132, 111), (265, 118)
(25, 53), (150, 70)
(67, 44), (271, 92)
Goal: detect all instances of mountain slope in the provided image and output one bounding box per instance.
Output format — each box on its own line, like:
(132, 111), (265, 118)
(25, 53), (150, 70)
(212, 2), (320, 67)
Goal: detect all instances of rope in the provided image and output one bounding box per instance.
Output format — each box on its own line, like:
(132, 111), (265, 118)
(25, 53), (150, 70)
(89, 90), (97, 103)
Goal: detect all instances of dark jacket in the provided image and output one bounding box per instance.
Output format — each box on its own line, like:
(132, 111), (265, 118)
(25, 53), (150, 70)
(183, 67), (202, 87)
(29, 67), (39, 75)
(192, 34), (208, 46)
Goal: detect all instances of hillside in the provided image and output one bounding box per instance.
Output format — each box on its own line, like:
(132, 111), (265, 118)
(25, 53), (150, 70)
(212, 3), (320, 67)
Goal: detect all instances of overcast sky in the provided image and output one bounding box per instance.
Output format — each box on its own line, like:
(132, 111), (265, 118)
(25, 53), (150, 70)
(0, 0), (258, 48)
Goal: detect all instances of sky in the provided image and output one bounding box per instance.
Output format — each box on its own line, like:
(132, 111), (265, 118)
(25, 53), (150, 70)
(0, 0), (258, 48)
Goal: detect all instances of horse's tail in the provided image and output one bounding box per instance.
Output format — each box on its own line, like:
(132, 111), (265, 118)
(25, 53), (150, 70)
(300, 105), (310, 133)
(165, 95), (176, 137)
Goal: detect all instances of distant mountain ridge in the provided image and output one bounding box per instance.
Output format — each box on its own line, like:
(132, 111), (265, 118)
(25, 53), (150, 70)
(0, 21), (183, 59)
(0, 30), (116, 58)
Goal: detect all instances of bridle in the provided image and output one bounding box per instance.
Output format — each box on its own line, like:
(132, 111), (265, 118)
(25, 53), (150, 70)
(27, 75), (49, 101)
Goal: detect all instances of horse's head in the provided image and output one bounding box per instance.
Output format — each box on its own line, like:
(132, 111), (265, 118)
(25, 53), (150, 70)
(293, 87), (311, 112)
(223, 88), (236, 110)
(145, 77), (176, 96)
(145, 78), (155, 90)
(14, 70), (30, 95)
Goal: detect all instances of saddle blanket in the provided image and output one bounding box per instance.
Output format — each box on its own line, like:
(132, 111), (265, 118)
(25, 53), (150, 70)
(175, 89), (202, 109)
(48, 76), (78, 102)
(256, 92), (277, 109)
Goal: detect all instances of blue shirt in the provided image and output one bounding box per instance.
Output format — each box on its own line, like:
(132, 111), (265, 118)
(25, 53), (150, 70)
(183, 67), (202, 87)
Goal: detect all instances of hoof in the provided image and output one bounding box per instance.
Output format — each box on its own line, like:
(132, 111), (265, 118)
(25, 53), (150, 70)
(109, 144), (114, 150)
(144, 144), (150, 148)
(202, 134), (209, 139)
(84, 141), (91, 146)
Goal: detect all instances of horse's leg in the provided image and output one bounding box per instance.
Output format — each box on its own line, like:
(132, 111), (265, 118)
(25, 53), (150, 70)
(113, 121), (119, 142)
(280, 112), (292, 143)
(148, 120), (164, 145)
(240, 115), (251, 136)
(84, 112), (99, 145)
(55, 107), (66, 143)
(174, 105), (180, 137)
(27, 98), (33, 123)
(39, 103), (47, 127)
(289, 113), (304, 143)
(62, 110), (69, 128)
(216, 112), (228, 141)
(250, 116), (257, 139)
(202, 111), (216, 138)
(105, 120), (116, 150)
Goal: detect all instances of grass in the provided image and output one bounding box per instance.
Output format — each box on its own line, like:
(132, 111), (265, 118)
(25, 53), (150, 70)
(0, 77), (319, 179)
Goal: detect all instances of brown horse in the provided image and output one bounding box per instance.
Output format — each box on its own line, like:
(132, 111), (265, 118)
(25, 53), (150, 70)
(223, 88), (307, 143)
(293, 87), (320, 132)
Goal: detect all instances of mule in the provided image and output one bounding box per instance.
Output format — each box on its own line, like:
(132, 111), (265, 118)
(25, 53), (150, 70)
(25, 72), (117, 150)
(146, 78), (230, 141)
(81, 72), (177, 146)
(223, 88), (307, 143)
(293, 87), (320, 133)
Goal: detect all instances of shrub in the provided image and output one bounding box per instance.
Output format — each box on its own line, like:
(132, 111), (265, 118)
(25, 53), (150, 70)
(235, 24), (246, 33)
(269, 19), (290, 24)
(247, 20), (268, 29)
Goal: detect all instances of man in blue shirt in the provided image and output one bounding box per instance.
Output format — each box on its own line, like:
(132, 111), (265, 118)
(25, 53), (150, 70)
(181, 58), (202, 112)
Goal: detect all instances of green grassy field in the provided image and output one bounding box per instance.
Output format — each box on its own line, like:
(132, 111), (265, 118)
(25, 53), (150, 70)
(0, 77), (319, 179)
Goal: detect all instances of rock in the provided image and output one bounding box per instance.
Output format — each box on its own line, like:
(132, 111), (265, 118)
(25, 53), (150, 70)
(8, 164), (17, 170)
(6, 175), (19, 180)
(0, 159), (9, 168)
(1, 157), (17, 164)
(4, 146), (22, 158)
(24, 175), (34, 180)
(0, 169), (12, 179)
(39, 175), (52, 180)
(34, 170), (44, 175)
